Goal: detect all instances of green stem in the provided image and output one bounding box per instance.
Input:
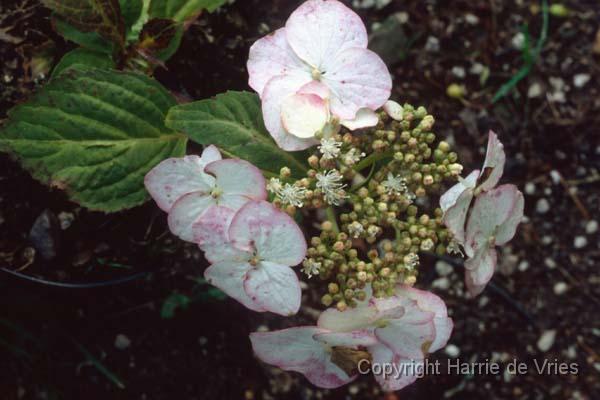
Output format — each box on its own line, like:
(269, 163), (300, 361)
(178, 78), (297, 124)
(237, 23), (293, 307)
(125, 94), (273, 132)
(353, 150), (394, 172)
(325, 206), (340, 234)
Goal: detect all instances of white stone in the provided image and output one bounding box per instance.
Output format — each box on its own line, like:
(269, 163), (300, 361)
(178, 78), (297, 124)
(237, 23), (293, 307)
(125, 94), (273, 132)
(115, 334), (131, 350)
(574, 236), (587, 248)
(585, 220), (598, 234)
(573, 73), (591, 88)
(432, 277), (450, 290)
(451, 66), (466, 79)
(444, 344), (460, 358)
(435, 260), (453, 276)
(527, 83), (543, 98)
(524, 182), (536, 195)
(518, 260), (529, 271)
(536, 198), (550, 214)
(549, 170), (561, 184)
(464, 13), (479, 25)
(544, 258), (557, 269)
(469, 62), (484, 75)
(553, 282), (568, 295)
(537, 330), (556, 352)
(425, 36), (440, 52)
(511, 32), (525, 49)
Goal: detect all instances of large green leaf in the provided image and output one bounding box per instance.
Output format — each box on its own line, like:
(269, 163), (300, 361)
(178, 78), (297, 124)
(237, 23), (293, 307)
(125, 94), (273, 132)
(165, 91), (309, 178)
(149, 0), (227, 22)
(42, 0), (125, 48)
(0, 67), (187, 212)
(51, 48), (115, 78)
(53, 18), (114, 54)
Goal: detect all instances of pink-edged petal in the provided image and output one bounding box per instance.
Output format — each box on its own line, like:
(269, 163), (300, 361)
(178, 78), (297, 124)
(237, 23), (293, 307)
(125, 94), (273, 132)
(298, 80), (330, 99)
(192, 206), (250, 263)
(465, 184), (523, 255)
(229, 201), (307, 266)
(218, 194), (253, 211)
(262, 75), (318, 151)
(370, 344), (421, 391)
(167, 192), (214, 242)
(250, 327), (355, 389)
(375, 299), (435, 360)
(144, 156), (212, 212)
(383, 100), (403, 121)
(247, 28), (310, 96)
(442, 188), (474, 245)
(395, 286), (453, 352)
(244, 261), (301, 316)
(477, 131), (506, 192)
(440, 170), (479, 213)
(281, 93), (329, 139)
(201, 144), (222, 164)
(205, 159), (267, 200)
(285, 0), (368, 70)
(495, 186), (524, 245)
(340, 108), (379, 130)
(464, 247), (497, 297)
(318, 303), (379, 332)
(313, 330), (378, 348)
(322, 47), (392, 120)
(370, 296), (405, 320)
(204, 260), (265, 312)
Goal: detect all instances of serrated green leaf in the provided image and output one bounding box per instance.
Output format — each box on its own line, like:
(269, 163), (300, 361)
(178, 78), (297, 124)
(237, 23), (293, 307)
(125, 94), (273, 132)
(53, 18), (114, 54)
(0, 67), (187, 212)
(43, 0), (125, 48)
(52, 48), (115, 78)
(165, 91), (309, 179)
(149, 0), (227, 22)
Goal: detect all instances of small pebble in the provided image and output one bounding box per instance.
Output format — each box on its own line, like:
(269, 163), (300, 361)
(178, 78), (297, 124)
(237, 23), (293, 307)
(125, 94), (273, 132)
(585, 220), (598, 235)
(425, 36), (440, 52)
(115, 334), (131, 350)
(464, 13), (479, 25)
(524, 182), (536, 195)
(451, 66), (466, 79)
(518, 260), (529, 271)
(541, 235), (553, 245)
(537, 330), (556, 352)
(549, 170), (561, 184)
(432, 277), (450, 290)
(573, 236), (587, 249)
(553, 282), (568, 295)
(445, 344), (460, 358)
(573, 73), (590, 88)
(58, 211), (75, 230)
(544, 258), (557, 269)
(435, 261), (453, 276)
(527, 83), (543, 98)
(511, 32), (525, 49)
(536, 198), (550, 214)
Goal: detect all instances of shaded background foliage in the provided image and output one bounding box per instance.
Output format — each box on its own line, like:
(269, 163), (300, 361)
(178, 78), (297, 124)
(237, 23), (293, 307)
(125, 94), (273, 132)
(0, 0), (599, 399)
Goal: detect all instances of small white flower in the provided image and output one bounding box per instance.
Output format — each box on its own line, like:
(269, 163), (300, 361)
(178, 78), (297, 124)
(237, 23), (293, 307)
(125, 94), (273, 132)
(278, 183), (307, 207)
(267, 177), (283, 193)
(367, 225), (380, 238)
(342, 148), (365, 165)
(318, 138), (342, 160)
(348, 221), (365, 238)
(404, 253), (419, 270)
(382, 172), (408, 195)
(420, 238), (434, 251)
(302, 259), (321, 278)
(316, 169), (347, 205)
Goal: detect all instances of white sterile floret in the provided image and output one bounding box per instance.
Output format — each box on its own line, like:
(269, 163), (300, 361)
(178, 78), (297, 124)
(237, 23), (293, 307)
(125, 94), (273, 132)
(316, 169), (347, 205)
(404, 253), (419, 270)
(318, 138), (342, 160)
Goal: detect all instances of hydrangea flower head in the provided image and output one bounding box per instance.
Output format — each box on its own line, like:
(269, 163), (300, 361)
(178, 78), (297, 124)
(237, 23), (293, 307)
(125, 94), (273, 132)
(144, 146), (267, 241)
(250, 285), (452, 390)
(194, 200), (307, 316)
(247, 0), (392, 150)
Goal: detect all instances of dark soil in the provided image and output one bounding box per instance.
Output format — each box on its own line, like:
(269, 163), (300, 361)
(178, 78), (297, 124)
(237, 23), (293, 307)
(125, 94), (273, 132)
(1, 0), (599, 399)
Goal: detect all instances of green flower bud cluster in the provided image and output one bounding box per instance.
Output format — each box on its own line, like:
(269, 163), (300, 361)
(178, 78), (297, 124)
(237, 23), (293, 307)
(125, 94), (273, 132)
(279, 103), (462, 307)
